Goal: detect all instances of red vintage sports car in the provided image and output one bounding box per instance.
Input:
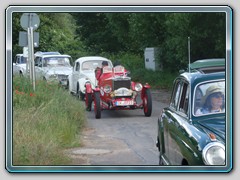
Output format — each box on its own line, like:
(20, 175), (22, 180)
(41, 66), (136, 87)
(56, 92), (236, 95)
(85, 65), (152, 119)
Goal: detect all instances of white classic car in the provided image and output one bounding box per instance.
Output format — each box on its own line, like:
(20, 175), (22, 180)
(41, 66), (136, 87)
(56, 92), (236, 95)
(13, 54), (27, 76)
(68, 56), (113, 100)
(34, 53), (73, 87)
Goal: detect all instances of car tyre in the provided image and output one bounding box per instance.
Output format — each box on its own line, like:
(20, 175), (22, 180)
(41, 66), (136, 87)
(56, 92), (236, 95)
(80, 92), (85, 101)
(143, 88), (152, 117)
(156, 137), (160, 151)
(86, 93), (92, 111)
(94, 91), (101, 119)
(77, 85), (85, 100)
(159, 155), (164, 165)
(65, 80), (69, 90)
(19, 71), (23, 77)
(68, 81), (73, 95)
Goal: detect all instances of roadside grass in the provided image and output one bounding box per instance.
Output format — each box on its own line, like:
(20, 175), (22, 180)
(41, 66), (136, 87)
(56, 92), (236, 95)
(13, 76), (86, 165)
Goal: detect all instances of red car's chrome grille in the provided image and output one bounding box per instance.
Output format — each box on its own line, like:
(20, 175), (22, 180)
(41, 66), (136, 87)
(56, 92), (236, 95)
(113, 79), (131, 90)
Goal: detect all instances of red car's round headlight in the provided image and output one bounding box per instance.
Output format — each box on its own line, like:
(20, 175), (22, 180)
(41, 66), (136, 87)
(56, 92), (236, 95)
(103, 85), (112, 93)
(135, 83), (143, 91)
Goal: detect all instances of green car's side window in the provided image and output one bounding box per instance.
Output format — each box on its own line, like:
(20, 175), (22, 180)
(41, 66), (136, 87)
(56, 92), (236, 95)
(170, 80), (189, 116)
(178, 83), (189, 116)
(170, 80), (181, 110)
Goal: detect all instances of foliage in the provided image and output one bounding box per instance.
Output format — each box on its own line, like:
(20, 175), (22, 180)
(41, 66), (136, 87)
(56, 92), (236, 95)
(12, 11), (226, 79)
(12, 13), (23, 58)
(72, 12), (226, 72)
(71, 13), (124, 54)
(131, 68), (177, 89)
(127, 13), (167, 53)
(13, 76), (86, 165)
(12, 13), (85, 63)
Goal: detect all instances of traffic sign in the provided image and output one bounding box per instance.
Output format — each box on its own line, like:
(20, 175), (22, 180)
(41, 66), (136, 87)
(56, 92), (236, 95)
(20, 13), (40, 31)
(19, 31), (39, 47)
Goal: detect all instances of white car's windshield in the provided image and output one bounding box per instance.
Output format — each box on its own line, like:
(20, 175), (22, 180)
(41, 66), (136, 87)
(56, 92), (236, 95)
(82, 60), (112, 71)
(20, 57), (27, 64)
(194, 80), (225, 116)
(44, 57), (71, 67)
(15, 56), (27, 64)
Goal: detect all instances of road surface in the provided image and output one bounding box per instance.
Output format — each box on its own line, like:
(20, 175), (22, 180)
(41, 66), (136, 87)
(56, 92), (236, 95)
(66, 89), (170, 165)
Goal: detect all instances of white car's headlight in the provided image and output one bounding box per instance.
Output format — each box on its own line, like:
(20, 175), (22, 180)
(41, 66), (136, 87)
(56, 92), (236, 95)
(202, 142), (225, 165)
(135, 83), (143, 91)
(103, 85), (112, 93)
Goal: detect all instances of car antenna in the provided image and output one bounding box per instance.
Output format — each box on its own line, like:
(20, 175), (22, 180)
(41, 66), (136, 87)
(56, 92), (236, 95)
(188, 36), (192, 121)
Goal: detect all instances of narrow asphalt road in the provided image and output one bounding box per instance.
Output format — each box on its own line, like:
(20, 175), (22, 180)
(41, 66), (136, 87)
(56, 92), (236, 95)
(66, 89), (170, 166)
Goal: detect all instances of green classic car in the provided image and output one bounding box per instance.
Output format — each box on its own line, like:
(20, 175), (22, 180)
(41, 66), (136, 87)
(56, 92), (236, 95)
(156, 58), (226, 165)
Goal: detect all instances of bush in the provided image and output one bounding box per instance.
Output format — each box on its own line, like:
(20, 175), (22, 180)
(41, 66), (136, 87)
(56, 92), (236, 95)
(131, 68), (177, 89)
(100, 52), (144, 71)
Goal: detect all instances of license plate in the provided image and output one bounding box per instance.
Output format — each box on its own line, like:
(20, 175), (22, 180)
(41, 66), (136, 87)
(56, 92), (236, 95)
(115, 100), (134, 106)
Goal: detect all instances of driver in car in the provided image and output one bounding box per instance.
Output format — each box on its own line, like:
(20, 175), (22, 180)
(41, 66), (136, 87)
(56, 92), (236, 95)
(195, 85), (225, 115)
(95, 61), (109, 80)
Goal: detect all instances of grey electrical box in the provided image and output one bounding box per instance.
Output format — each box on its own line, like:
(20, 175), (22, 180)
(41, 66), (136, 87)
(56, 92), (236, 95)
(144, 47), (162, 71)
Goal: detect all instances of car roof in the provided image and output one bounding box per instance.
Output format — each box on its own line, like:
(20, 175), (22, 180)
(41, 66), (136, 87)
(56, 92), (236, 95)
(180, 71), (225, 87)
(75, 56), (112, 63)
(34, 51), (61, 56)
(36, 54), (71, 58)
(190, 58), (225, 73)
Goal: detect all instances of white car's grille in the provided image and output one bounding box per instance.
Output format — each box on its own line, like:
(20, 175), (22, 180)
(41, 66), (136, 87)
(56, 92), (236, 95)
(58, 74), (68, 80)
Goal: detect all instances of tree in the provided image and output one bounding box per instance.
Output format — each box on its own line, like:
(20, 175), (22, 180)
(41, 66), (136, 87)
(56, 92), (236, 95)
(12, 13), (83, 62)
(72, 13), (123, 54)
(161, 13), (226, 71)
(12, 12), (226, 73)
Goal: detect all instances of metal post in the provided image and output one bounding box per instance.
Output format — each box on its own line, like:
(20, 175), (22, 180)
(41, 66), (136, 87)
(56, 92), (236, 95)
(26, 14), (36, 91)
(23, 47), (29, 76)
(21, 13), (39, 91)
(188, 37), (191, 73)
(27, 27), (32, 81)
(188, 36), (192, 120)
(30, 27), (36, 91)
(26, 57), (29, 74)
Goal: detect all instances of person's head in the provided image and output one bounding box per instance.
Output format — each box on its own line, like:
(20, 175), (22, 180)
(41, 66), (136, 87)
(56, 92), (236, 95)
(102, 61), (108, 67)
(202, 85), (224, 110)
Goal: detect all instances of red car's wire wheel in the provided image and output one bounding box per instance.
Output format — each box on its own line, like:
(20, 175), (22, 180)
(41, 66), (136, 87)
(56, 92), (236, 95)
(94, 91), (101, 119)
(143, 89), (152, 117)
(85, 93), (92, 111)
